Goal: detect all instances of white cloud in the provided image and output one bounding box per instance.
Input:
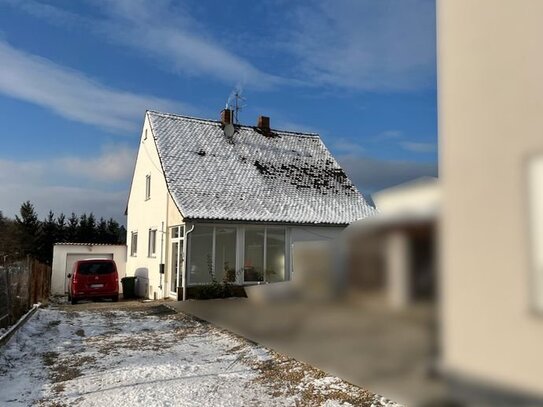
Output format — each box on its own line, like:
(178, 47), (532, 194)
(373, 130), (404, 141)
(400, 141), (436, 153)
(331, 138), (365, 154)
(0, 39), (187, 132)
(0, 145), (135, 221)
(93, 0), (287, 89)
(4, 0), (286, 89)
(58, 145), (136, 182)
(5, 0), (434, 93)
(0, 184), (127, 223)
(338, 154), (437, 192)
(284, 0), (436, 91)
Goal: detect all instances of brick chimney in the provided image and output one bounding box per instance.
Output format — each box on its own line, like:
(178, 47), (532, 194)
(221, 109), (233, 126)
(257, 115), (270, 131)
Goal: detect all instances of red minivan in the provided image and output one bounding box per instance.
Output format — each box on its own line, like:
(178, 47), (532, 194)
(68, 259), (119, 304)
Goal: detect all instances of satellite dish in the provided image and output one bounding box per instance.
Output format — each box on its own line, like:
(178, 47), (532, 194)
(224, 123), (235, 138)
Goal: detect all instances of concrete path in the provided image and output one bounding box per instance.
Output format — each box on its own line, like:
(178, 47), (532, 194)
(168, 298), (448, 406)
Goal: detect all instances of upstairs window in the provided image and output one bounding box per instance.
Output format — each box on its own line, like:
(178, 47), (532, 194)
(148, 229), (157, 257)
(130, 232), (138, 256)
(145, 174), (151, 200)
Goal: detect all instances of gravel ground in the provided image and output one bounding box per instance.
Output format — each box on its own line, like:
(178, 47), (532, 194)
(0, 300), (400, 406)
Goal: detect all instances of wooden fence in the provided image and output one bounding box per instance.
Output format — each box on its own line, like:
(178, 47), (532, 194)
(0, 257), (52, 330)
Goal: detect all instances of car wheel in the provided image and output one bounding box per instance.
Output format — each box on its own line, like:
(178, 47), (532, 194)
(111, 295), (119, 302)
(71, 297), (78, 305)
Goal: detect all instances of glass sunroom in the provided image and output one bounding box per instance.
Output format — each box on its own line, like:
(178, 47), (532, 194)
(185, 224), (290, 286)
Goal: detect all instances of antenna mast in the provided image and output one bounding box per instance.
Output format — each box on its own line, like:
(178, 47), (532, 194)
(227, 88), (246, 125)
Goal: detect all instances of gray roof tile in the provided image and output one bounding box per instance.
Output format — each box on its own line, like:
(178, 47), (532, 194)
(148, 111), (375, 224)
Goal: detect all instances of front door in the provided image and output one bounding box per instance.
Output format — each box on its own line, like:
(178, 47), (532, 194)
(169, 226), (184, 298)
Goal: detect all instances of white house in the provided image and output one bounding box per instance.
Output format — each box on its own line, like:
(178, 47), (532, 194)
(125, 109), (374, 300)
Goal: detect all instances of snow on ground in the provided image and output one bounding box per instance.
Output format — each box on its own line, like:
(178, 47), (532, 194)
(0, 304), (397, 406)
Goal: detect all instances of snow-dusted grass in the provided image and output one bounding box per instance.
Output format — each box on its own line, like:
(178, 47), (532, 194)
(0, 305), (396, 406)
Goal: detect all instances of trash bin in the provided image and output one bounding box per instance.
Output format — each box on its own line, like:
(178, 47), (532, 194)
(121, 276), (137, 299)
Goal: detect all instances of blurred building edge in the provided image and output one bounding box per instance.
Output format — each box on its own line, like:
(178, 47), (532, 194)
(343, 177), (440, 310)
(438, 0), (543, 405)
(246, 177), (440, 307)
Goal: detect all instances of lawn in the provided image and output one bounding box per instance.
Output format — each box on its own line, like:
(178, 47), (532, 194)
(0, 303), (396, 406)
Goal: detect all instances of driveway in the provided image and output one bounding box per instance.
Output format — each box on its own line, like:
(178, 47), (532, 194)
(0, 301), (396, 406)
(170, 298), (446, 406)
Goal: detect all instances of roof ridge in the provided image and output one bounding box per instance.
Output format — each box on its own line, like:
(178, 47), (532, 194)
(146, 110), (321, 138)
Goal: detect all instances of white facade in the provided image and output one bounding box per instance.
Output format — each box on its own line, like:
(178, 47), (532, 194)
(51, 243), (127, 295)
(125, 116), (183, 300)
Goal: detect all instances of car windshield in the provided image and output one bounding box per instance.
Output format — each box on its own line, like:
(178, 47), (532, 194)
(78, 262), (114, 275)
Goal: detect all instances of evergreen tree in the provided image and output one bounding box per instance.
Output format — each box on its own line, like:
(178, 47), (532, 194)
(66, 213), (79, 242)
(56, 213), (66, 242)
(106, 218), (120, 244)
(118, 225), (127, 245)
(37, 211), (57, 264)
(97, 217), (109, 242)
(15, 201), (40, 258)
(87, 213), (97, 242)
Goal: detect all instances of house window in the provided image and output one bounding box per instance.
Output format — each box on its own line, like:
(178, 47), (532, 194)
(148, 229), (157, 257)
(266, 228), (286, 282)
(145, 174), (151, 200)
(189, 225), (214, 284)
(244, 228), (265, 282)
(244, 227), (286, 283)
(171, 225), (184, 239)
(187, 225), (286, 285)
(215, 227), (237, 283)
(130, 232), (138, 256)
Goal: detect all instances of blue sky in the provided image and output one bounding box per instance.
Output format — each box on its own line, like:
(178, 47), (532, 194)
(0, 0), (437, 223)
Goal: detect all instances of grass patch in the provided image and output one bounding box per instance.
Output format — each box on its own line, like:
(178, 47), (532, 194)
(252, 351), (375, 406)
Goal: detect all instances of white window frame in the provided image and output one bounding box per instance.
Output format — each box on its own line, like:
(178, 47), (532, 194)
(148, 229), (157, 257)
(169, 225), (185, 296)
(187, 224), (289, 286)
(145, 174), (151, 200)
(130, 231), (138, 257)
(243, 226), (287, 284)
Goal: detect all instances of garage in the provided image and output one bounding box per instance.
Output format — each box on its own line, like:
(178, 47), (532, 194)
(51, 243), (127, 295)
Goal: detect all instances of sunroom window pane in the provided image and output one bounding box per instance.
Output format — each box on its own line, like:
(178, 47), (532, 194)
(189, 225), (214, 284)
(244, 228), (264, 282)
(215, 227), (237, 283)
(266, 228), (286, 282)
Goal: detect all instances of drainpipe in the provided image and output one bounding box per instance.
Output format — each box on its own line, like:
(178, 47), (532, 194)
(182, 224), (195, 301)
(158, 221), (164, 291)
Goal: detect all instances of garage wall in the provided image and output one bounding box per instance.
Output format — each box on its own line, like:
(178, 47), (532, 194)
(51, 244), (127, 295)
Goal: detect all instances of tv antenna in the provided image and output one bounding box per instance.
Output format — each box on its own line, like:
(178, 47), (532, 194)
(227, 87), (246, 125)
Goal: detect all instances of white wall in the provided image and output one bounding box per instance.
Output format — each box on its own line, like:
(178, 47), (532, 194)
(125, 114), (184, 300)
(439, 0), (543, 397)
(372, 177), (440, 215)
(290, 226), (344, 243)
(51, 244), (127, 295)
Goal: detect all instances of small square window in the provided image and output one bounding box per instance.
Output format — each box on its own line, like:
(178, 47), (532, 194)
(171, 227), (179, 239)
(171, 226), (185, 239)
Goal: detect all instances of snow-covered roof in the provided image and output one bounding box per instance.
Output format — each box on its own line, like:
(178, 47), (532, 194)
(147, 111), (375, 224)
